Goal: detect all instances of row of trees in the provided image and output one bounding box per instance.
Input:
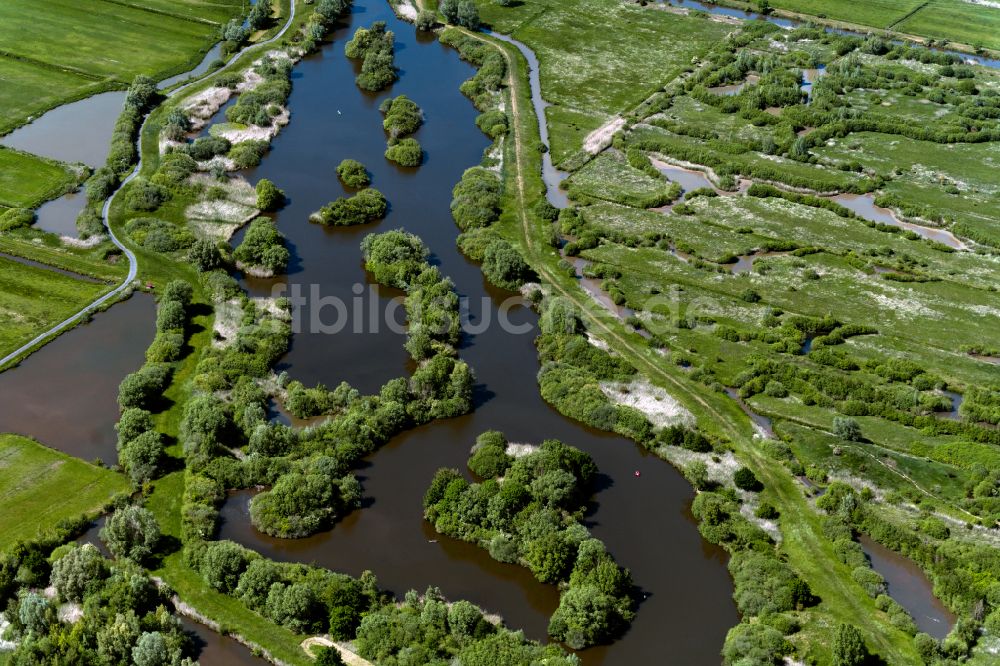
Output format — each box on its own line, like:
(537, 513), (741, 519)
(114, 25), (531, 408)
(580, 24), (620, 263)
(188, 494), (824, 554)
(1, 533), (202, 665)
(183, 539), (574, 663)
(424, 433), (636, 648)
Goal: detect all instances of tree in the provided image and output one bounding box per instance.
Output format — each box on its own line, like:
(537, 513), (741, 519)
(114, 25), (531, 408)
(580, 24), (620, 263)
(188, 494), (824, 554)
(722, 622), (791, 665)
(482, 239), (529, 290)
(468, 432), (512, 478)
(255, 178), (285, 211)
(101, 505), (161, 562)
(457, 0), (479, 28)
(315, 646), (347, 666)
(117, 364), (171, 410)
(547, 584), (619, 649)
(733, 466), (763, 492)
(384, 138), (422, 166)
(336, 159), (370, 188)
(180, 394), (229, 465)
(50, 544), (108, 603)
(448, 600), (485, 638)
(833, 416), (863, 442)
(156, 299), (186, 332)
(116, 408), (154, 447)
(190, 239), (222, 271)
(132, 631), (171, 666)
(415, 10), (436, 31)
(440, 0), (459, 24)
(162, 280), (193, 307)
(524, 531), (573, 583)
(17, 591), (53, 635)
(832, 623), (870, 666)
(120, 430), (165, 485)
(235, 558), (282, 607)
(200, 540), (256, 593)
(266, 582), (323, 633)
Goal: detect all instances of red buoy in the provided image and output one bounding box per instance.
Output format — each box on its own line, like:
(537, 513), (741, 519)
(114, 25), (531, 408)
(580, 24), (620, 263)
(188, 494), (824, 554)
(634, 470), (641, 477)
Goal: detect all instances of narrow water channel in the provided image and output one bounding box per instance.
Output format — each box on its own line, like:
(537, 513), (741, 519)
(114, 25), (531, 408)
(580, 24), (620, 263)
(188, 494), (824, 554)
(858, 535), (956, 639)
(0, 294), (154, 463)
(216, 2), (738, 662)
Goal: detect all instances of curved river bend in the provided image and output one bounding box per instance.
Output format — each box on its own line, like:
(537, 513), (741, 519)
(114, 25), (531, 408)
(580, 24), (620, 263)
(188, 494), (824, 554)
(217, 1), (738, 663)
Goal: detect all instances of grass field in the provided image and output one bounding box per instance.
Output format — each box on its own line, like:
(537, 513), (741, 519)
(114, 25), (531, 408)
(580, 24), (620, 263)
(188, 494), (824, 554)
(768, 0), (925, 29)
(744, 0), (1000, 51)
(0, 433), (128, 550)
(0, 228), (129, 282)
(0, 255), (110, 358)
(890, 0), (1000, 51)
(474, 0), (730, 164)
(0, 0), (242, 134)
(0, 147), (80, 208)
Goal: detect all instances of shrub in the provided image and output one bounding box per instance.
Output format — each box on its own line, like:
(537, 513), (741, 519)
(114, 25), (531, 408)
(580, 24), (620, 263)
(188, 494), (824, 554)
(124, 179), (168, 212)
(475, 110), (508, 139)
(229, 140), (269, 169)
(380, 95), (423, 138)
(336, 159), (369, 188)
(311, 188), (387, 226)
(415, 10), (436, 31)
(234, 218), (289, 273)
(255, 178), (285, 211)
(833, 416), (863, 442)
(384, 138), (422, 166)
(0, 207), (34, 232)
(190, 239), (223, 271)
(734, 466), (763, 492)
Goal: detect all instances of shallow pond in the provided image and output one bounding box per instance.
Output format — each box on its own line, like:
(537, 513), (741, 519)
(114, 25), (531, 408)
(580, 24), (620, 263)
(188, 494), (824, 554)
(33, 189), (89, 238)
(829, 193), (965, 249)
(0, 91), (127, 168)
(0, 293), (154, 463)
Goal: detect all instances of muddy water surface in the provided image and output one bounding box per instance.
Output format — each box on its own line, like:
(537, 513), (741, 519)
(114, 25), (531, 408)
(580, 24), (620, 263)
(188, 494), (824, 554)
(0, 294), (153, 462)
(216, 1), (738, 662)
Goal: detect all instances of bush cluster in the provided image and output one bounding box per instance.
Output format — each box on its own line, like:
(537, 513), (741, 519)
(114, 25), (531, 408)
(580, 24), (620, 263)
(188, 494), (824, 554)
(310, 188), (387, 226)
(424, 433), (635, 648)
(233, 217), (289, 274)
(344, 21), (397, 92)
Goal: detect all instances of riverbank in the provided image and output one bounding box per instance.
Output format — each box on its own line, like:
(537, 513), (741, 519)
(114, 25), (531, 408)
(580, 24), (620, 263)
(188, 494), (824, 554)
(463, 20), (925, 663)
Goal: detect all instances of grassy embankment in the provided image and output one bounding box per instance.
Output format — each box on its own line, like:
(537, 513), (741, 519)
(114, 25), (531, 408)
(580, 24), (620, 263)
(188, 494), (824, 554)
(0, 146), (82, 209)
(98, 2), (314, 661)
(456, 22), (924, 663)
(0, 0), (244, 136)
(0, 433), (128, 550)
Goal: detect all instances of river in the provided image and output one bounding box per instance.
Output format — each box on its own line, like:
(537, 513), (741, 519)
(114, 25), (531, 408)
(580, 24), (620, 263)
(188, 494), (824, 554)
(212, 1), (738, 663)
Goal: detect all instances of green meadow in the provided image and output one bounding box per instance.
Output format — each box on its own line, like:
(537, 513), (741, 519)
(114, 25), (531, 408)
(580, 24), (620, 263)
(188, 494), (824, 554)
(0, 433), (128, 550)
